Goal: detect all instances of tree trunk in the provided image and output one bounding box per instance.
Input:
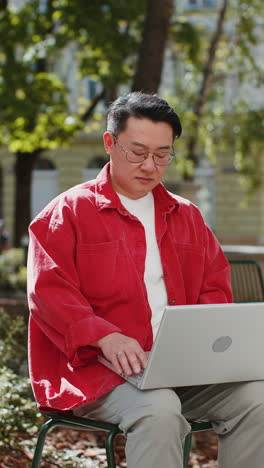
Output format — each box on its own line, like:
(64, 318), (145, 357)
(14, 151), (40, 247)
(132, 0), (174, 94)
(0, 0), (7, 10)
(186, 0), (229, 168)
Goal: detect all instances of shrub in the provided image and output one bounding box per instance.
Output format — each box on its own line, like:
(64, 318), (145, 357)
(0, 367), (42, 448)
(0, 248), (27, 295)
(0, 309), (28, 375)
(0, 307), (43, 450)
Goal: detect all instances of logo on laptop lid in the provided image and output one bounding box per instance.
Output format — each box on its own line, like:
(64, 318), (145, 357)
(212, 336), (232, 352)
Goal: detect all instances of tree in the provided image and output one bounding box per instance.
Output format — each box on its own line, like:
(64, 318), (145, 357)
(0, 0), (81, 245)
(1, 0), (263, 245)
(59, 0), (174, 106)
(169, 0), (264, 189)
(0, 0), (175, 245)
(132, 0), (174, 93)
(55, 0), (147, 108)
(185, 0), (229, 166)
(0, 0), (147, 245)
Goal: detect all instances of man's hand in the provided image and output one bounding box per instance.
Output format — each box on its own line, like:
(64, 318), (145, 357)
(92, 332), (148, 376)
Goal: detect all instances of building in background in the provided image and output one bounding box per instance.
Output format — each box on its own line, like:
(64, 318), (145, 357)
(1, 0), (263, 245)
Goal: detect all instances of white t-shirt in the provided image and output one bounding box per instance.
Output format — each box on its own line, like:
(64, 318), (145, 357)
(118, 192), (168, 339)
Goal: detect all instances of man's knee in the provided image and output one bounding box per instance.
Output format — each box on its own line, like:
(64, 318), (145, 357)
(236, 381), (264, 408)
(122, 388), (190, 438)
(230, 380), (264, 428)
(146, 388), (182, 421)
(242, 381), (264, 416)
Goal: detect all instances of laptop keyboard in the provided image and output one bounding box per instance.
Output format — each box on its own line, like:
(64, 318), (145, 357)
(127, 369), (145, 385)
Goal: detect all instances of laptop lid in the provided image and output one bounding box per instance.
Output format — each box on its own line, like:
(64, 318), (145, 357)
(139, 302), (264, 389)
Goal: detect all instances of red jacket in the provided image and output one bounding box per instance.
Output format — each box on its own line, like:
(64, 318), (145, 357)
(27, 163), (232, 411)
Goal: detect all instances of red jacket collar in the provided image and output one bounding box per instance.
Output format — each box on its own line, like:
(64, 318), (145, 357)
(95, 162), (179, 215)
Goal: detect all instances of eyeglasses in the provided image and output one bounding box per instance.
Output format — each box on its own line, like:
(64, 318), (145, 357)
(112, 134), (175, 166)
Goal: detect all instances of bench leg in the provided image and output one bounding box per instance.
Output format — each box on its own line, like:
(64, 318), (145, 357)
(183, 432), (192, 468)
(31, 419), (58, 468)
(32, 417), (121, 468)
(105, 428), (121, 468)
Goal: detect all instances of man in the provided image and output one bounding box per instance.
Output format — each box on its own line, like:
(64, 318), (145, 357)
(28, 92), (264, 468)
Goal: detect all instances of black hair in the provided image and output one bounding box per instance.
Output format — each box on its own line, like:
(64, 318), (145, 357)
(106, 91), (182, 141)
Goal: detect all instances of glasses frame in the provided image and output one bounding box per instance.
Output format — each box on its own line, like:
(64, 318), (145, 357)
(111, 134), (175, 167)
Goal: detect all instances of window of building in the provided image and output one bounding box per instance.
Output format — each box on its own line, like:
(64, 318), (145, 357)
(87, 78), (97, 100)
(204, 0), (217, 7)
(83, 77), (105, 114)
(31, 158), (58, 219)
(185, 0), (217, 9)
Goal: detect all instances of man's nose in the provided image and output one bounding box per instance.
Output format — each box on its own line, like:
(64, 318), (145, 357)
(140, 153), (156, 170)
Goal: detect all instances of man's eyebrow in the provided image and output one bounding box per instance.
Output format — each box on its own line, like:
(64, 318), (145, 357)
(130, 141), (172, 150)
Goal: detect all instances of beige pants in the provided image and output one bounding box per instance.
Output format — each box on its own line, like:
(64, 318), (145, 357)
(73, 380), (264, 468)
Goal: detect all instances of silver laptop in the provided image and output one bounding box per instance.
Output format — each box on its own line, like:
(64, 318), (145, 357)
(98, 302), (264, 389)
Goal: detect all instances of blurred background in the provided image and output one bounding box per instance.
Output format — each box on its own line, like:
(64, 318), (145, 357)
(0, 0), (263, 250)
(0, 1), (263, 465)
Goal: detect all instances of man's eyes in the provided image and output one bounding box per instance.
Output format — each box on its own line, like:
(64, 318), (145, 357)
(131, 150), (169, 158)
(155, 152), (170, 159)
(131, 150), (146, 156)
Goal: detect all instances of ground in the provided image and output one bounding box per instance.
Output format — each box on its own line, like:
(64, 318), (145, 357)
(0, 429), (218, 467)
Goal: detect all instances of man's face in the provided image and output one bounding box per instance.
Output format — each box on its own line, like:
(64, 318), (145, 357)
(103, 116), (174, 200)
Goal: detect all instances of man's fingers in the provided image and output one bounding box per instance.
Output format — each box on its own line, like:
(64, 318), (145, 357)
(126, 353), (142, 374)
(118, 351), (138, 376)
(118, 351), (145, 375)
(99, 332), (148, 376)
(137, 349), (148, 369)
(115, 351), (133, 376)
(111, 352), (123, 375)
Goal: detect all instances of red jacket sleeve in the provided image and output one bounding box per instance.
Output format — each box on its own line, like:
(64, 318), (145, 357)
(27, 205), (121, 367)
(198, 223), (233, 304)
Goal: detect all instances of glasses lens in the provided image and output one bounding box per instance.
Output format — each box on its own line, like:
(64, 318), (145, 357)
(126, 151), (146, 163)
(116, 139), (175, 166)
(153, 153), (174, 166)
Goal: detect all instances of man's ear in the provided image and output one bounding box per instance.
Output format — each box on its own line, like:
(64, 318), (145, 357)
(103, 132), (114, 154)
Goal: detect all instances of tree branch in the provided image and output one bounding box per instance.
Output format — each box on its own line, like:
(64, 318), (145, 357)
(81, 89), (106, 122)
(194, 0), (229, 118)
(187, 0), (229, 166)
